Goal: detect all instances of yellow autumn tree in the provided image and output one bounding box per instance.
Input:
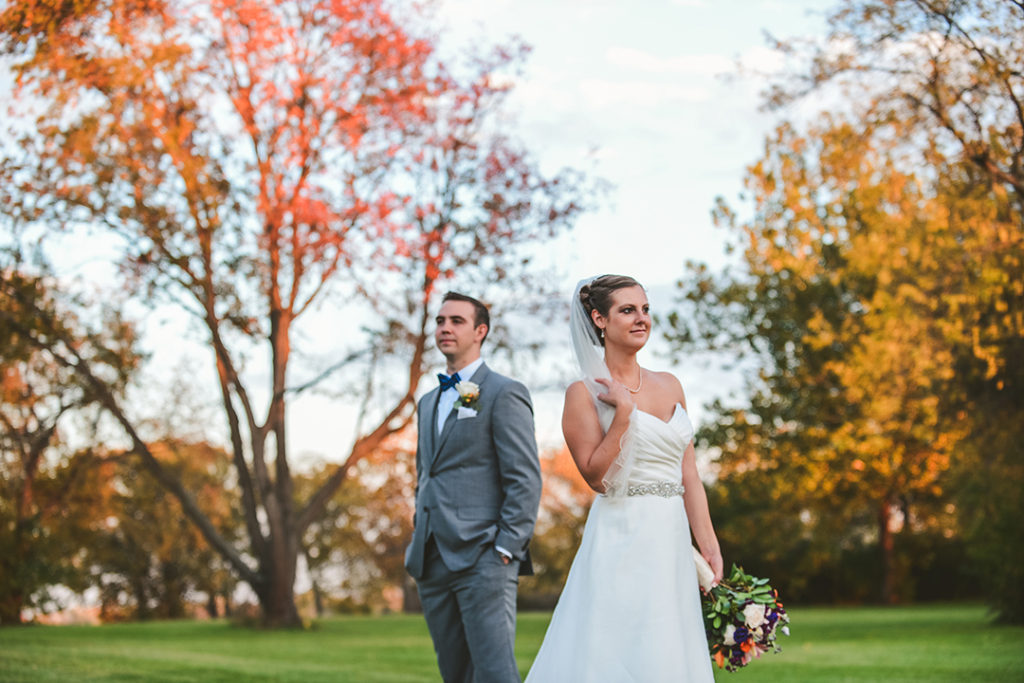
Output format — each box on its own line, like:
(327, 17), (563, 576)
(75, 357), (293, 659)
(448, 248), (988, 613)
(669, 0), (1022, 616)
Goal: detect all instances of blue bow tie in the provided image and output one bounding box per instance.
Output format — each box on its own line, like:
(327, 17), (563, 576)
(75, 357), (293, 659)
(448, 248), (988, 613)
(437, 372), (462, 391)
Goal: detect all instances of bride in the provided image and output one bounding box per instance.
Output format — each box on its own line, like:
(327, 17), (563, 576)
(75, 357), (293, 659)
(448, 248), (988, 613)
(525, 275), (723, 682)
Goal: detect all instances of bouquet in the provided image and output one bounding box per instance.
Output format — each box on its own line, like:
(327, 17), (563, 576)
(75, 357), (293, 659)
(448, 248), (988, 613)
(693, 548), (790, 672)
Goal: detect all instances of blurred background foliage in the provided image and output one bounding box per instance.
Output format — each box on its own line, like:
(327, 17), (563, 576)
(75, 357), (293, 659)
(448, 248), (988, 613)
(2, 0), (1021, 626)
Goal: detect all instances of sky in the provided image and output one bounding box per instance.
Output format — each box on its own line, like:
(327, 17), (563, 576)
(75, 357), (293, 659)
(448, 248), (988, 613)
(434, 0), (830, 288)
(4, 0), (835, 460)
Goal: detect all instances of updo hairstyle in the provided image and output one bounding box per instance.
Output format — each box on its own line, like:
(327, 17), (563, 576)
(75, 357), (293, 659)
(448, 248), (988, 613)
(579, 274), (643, 346)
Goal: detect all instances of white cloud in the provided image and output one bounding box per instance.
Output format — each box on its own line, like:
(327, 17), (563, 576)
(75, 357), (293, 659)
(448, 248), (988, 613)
(607, 46), (733, 75)
(736, 44), (787, 74)
(578, 78), (710, 108)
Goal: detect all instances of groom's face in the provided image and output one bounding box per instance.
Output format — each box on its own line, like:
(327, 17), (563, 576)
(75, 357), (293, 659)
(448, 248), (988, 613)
(435, 300), (487, 362)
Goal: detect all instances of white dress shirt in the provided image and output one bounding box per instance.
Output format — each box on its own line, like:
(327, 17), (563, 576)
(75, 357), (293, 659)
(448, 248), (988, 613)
(436, 357), (483, 434)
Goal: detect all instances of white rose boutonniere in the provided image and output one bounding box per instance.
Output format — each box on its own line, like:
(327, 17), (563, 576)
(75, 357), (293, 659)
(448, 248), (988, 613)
(455, 381), (480, 411)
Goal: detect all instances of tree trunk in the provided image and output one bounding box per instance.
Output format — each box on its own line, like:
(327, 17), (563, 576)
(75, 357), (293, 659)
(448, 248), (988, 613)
(257, 534), (302, 627)
(133, 574), (151, 620)
(260, 580), (301, 627)
(1, 519), (27, 624)
(0, 589), (24, 625)
(402, 575), (422, 613)
(878, 498), (897, 604)
(304, 548), (325, 618)
(162, 562), (185, 619)
(312, 580), (324, 618)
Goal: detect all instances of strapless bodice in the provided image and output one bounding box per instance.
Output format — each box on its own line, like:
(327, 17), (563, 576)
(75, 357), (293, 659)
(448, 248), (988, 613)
(628, 403), (694, 485)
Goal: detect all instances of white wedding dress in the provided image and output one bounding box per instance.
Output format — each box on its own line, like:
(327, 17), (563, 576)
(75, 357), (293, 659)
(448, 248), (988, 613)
(525, 403), (714, 682)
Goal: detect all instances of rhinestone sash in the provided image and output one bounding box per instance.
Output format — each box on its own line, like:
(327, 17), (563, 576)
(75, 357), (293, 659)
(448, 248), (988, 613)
(626, 482), (685, 497)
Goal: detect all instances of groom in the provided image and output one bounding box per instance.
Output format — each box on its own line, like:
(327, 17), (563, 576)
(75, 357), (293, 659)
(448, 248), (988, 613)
(405, 291), (542, 683)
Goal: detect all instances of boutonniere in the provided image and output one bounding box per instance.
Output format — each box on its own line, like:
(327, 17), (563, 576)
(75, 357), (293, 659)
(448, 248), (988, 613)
(455, 381), (480, 411)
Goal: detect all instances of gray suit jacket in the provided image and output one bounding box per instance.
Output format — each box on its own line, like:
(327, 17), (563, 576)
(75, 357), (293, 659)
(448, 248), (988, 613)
(405, 362), (541, 580)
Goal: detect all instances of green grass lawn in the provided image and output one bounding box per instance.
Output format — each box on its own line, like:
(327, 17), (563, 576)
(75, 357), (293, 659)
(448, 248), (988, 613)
(1, 603), (1021, 682)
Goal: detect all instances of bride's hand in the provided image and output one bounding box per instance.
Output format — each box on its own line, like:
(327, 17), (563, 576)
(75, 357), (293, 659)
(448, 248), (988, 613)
(708, 550), (724, 586)
(594, 377), (634, 414)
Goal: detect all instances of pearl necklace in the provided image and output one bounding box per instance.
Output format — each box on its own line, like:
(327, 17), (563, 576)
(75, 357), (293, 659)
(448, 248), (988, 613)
(624, 368), (643, 394)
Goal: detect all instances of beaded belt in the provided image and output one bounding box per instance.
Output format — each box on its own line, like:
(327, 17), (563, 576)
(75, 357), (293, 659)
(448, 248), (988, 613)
(627, 482), (685, 497)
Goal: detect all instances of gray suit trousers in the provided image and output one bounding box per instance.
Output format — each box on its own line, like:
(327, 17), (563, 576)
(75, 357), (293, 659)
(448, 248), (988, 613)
(417, 537), (522, 683)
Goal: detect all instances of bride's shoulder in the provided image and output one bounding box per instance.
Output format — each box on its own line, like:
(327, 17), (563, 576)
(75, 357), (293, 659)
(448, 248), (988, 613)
(564, 380), (589, 402)
(563, 381), (597, 410)
(648, 369), (683, 388)
(563, 381), (599, 423)
(648, 370), (687, 402)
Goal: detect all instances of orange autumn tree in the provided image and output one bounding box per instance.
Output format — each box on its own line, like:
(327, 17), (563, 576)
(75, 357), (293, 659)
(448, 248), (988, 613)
(0, 0), (594, 626)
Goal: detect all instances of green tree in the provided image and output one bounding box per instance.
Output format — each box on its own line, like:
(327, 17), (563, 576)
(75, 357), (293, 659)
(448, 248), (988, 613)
(86, 441), (240, 621)
(296, 432), (415, 616)
(0, 266), (141, 624)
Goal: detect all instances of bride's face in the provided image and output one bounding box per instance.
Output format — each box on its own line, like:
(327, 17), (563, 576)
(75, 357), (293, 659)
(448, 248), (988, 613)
(594, 285), (650, 350)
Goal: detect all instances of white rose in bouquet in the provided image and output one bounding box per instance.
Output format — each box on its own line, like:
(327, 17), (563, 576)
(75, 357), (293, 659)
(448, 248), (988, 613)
(723, 624), (737, 646)
(743, 602), (766, 629)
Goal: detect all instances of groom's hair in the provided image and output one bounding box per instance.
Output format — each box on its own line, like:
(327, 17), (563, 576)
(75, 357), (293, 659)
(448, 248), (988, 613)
(442, 291), (490, 343)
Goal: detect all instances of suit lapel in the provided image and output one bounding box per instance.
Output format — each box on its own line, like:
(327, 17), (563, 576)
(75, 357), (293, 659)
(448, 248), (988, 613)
(434, 406), (457, 456)
(421, 387), (442, 473)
